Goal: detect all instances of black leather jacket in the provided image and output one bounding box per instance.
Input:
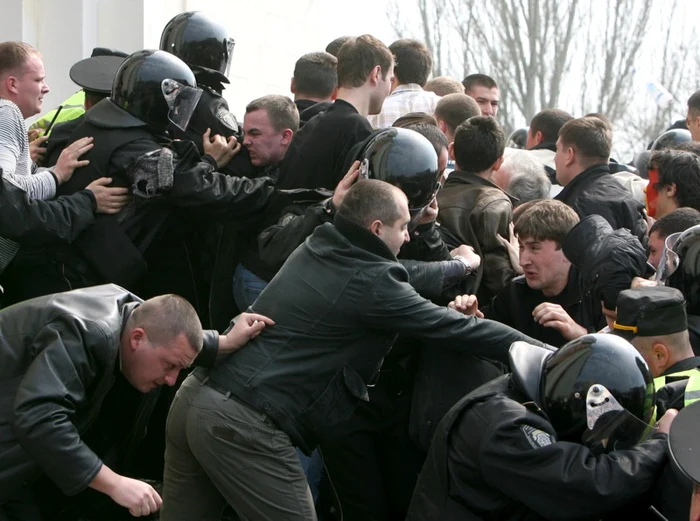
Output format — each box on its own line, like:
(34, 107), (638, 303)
(204, 213), (541, 454)
(0, 168), (96, 245)
(555, 163), (648, 246)
(0, 284), (220, 502)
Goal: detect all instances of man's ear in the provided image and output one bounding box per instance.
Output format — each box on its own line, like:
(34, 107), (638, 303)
(369, 219), (383, 236)
(492, 155), (505, 172)
(369, 65), (382, 86)
(565, 145), (576, 167)
(534, 130), (544, 146)
(437, 119), (448, 136)
(129, 327), (146, 351)
(667, 183), (678, 198)
(652, 342), (670, 366)
(330, 86), (338, 101)
(4, 75), (19, 95)
(448, 141), (455, 161)
(290, 77), (296, 95)
(281, 128), (294, 145)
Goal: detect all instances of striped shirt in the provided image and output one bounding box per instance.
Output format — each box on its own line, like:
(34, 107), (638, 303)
(0, 99), (58, 272)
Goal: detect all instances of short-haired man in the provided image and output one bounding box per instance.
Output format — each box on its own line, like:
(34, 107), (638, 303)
(646, 149), (700, 219)
(161, 179), (542, 521)
(462, 73), (499, 117)
(234, 94), (299, 311)
(424, 76), (464, 96)
(433, 93), (481, 144)
(325, 36), (352, 58)
(291, 51), (337, 126)
(554, 116), (647, 244)
(368, 39), (439, 129)
(438, 116), (515, 302)
(0, 284), (270, 519)
(686, 90), (700, 142)
(276, 34), (393, 191)
(526, 108), (573, 190)
(492, 148), (551, 205)
(647, 207), (700, 269)
(482, 200), (594, 346)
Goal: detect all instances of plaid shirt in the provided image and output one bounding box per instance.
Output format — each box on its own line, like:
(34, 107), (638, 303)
(367, 84), (440, 129)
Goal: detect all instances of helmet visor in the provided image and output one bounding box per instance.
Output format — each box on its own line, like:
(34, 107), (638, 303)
(581, 383), (656, 454)
(223, 38), (235, 77)
(654, 231), (683, 284)
(161, 78), (203, 132)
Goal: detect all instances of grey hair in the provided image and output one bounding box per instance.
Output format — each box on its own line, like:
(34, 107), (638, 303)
(502, 149), (551, 205)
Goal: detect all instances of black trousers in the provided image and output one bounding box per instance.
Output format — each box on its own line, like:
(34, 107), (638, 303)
(320, 379), (425, 521)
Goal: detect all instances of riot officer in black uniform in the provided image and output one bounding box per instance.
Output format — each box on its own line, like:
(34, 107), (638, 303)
(407, 334), (678, 521)
(6, 49), (274, 306)
(160, 11), (254, 178)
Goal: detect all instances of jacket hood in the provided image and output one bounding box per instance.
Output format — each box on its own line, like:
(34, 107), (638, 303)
(563, 215), (648, 309)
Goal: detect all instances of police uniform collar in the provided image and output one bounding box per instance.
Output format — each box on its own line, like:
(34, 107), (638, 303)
(86, 98), (149, 129)
(509, 341), (556, 406)
(662, 356), (700, 376)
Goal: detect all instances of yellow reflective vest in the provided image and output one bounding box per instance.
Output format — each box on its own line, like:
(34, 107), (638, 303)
(29, 91), (85, 135)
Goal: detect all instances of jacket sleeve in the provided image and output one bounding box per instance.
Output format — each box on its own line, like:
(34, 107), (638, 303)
(258, 201), (332, 273)
(361, 264), (543, 365)
(0, 174), (96, 245)
(11, 319), (108, 496)
(471, 197), (515, 296)
(399, 221), (452, 262)
(193, 329), (220, 368)
(469, 402), (667, 521)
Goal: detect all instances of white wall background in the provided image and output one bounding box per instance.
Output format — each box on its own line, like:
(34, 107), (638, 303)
(3, 0), (395, 121)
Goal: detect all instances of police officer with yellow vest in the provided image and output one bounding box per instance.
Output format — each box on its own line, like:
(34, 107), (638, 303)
(612, 285), (700, 521)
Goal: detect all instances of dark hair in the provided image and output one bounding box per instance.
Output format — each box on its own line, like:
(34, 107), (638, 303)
(405, 123), (448, 159)
(337, 35), (393, 89)
(462, 73), (498, 92)
(245, 94), (299, 132)
(392, 112), (437, 128)
(434, 93), (481, 135)
(84, 89), (109, 107)
(649, 207), (700, 239)
(0, 41), (39, 78)
(529, 108), (574, 145)
(687, 90), (700, 114)
(452, 116), (506, 172)
(584, 112), (613, 131)
(514, 199), (580, 246)
(389, 39), (433, 87)
(326, 36), (352, 58)
(293, 52), (337, 99)
(649, 150), (700, 211)
(128, 294), (204, 352)
(424, 76), (464, 96)
(558, 117), (612, 164)
(337, 179), (404, 228)
(675, 140), (700, 156)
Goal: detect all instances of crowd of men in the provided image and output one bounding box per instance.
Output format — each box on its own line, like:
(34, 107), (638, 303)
(2, 10), (700, 521)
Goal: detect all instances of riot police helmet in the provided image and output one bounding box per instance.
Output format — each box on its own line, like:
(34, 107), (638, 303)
(542, 334), (655, 453)
(507, 127), (528, 149)
(651, 129), (692, 151)
(111, 50), (202, 132)
(160, 11), (235, 81)
(356, 128), (441, 230)
(511, 334), (655, 455)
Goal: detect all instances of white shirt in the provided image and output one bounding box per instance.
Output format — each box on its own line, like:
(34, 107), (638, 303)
(367, 84), (440, 129)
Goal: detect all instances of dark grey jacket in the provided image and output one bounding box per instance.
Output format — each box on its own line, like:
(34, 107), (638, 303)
(0, 284), (219, 502)
(205, 213), (541, 454)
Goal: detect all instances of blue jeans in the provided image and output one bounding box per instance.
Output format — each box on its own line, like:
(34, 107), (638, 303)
(232, 263), (268, 311)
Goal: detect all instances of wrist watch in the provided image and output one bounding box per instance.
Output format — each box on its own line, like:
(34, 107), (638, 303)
(452, 255), (473, 275)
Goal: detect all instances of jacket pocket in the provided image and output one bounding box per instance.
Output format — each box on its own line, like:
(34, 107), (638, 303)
(299, 364), (369, 443)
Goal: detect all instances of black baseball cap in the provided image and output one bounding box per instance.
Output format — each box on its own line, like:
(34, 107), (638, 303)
(612, 286), (687, 341)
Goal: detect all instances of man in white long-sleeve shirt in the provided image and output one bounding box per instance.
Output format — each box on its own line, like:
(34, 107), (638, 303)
(0, 41), (93, 271)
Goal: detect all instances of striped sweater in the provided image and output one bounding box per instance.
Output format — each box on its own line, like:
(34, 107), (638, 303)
(0, 99), (58, 272)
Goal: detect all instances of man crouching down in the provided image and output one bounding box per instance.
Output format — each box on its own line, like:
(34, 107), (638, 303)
(161, 179), (543, 521)
(0, 284), (272, 519)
